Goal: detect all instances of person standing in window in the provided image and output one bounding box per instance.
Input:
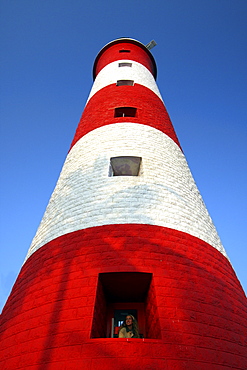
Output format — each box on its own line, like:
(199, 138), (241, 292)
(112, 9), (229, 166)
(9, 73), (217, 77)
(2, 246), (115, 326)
(118, 315), (140, 338)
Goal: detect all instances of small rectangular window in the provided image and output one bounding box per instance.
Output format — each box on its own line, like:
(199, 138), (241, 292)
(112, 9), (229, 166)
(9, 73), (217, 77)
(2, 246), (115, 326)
(116, 80), (134, 86)
(114, 107), (137, 118)
(118, 62), (132, 67)
(110, 156), (142, 176)
(119, 50), (130, 53)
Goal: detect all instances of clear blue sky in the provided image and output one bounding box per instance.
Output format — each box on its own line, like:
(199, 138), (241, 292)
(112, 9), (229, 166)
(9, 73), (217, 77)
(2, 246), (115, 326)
(0, 0), (246, 312)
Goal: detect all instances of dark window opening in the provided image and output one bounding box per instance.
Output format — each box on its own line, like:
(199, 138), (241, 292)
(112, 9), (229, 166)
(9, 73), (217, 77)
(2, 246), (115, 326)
(91, 272), (161, 339)
(114, 107), (137, 117)
(114, 309), (137, 329)
(110, 156), (142, 176)
(119, 49), (130, 53)
(116, 80), (134, 86)
(118, 62), (132, 67)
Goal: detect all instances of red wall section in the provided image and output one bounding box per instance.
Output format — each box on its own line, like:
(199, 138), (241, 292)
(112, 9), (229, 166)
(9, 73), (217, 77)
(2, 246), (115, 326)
(1, 225), (247, 369)
(70, 84), (181, 150)
(93, 41), (156, 79)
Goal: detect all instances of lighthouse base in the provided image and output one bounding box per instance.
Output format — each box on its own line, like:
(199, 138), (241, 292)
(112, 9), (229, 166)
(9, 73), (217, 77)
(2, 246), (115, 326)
(1, 224), (246, 369)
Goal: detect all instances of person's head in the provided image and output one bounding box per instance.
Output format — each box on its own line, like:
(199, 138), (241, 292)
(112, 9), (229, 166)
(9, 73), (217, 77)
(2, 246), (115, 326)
(125, 315), (134, 327)
(121, 314), (139, 337)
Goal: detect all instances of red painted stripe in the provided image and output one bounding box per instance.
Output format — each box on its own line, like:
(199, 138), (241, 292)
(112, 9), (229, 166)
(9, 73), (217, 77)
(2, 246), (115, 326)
(1, 225), (246, 369)
(70, 84), (181, 150)
(93, 41), (156, 79)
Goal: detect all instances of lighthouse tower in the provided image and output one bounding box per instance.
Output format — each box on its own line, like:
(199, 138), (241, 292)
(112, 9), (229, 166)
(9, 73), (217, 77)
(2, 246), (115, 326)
(1, 38), (247, 369)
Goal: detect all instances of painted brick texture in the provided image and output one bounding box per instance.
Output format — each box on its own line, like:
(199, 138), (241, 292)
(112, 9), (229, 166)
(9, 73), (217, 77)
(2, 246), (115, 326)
(93, 40), (156, 79)
(3, 37), (246, 370)
(28, 123), (224, 258)
(87, 60), (163, 103)
(1, 225), (247, 369)
(70, 83), (180, 149)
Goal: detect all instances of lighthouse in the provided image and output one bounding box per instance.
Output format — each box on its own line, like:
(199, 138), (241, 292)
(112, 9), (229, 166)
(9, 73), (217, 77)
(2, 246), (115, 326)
(0, 38), (247, 369)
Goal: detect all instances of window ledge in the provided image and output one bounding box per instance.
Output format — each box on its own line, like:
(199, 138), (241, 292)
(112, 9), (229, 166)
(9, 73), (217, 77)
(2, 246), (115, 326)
(90, 338), (162, 342)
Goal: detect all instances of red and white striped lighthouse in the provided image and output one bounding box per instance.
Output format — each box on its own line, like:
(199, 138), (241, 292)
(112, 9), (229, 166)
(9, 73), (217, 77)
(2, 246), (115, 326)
(1, 38), (247, 369)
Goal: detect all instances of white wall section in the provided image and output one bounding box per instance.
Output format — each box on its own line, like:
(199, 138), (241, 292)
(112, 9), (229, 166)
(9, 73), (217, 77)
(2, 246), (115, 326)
(86, 60), (163, 103)
(26, 123), (226, 260)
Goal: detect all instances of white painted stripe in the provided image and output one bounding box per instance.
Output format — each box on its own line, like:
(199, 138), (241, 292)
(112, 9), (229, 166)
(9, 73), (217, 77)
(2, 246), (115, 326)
(26, 123), (227, 260)
(86, 60), (163, 103)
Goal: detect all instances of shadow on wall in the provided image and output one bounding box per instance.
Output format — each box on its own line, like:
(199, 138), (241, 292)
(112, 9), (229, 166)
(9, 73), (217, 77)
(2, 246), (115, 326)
(0, 155), (246, 369)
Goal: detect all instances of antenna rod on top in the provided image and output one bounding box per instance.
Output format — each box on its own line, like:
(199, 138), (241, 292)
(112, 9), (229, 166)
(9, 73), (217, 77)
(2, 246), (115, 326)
(146, 40), (157, 50)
